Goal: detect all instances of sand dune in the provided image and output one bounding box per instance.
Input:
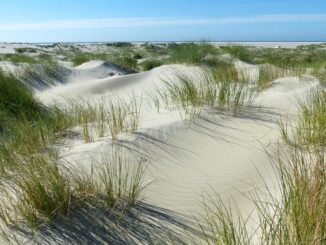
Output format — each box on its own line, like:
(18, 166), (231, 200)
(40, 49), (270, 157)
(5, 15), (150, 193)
(34, 59), (321, 235)
(36, 64), (205, 103)
(73, 60), (131, 79)
(0, 39), (324, 244)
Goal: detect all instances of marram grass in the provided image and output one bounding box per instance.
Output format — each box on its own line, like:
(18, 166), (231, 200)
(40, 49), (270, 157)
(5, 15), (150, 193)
(157, 66), (256, 122)
(198, 89), (326, 245)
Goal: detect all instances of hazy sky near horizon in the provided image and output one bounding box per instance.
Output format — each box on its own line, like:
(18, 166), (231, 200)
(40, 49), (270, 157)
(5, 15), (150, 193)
(0, 0), (326, 42)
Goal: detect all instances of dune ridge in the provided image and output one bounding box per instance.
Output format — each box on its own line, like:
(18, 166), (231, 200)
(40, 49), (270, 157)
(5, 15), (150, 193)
(35, 60), (320, 220)
(1, 41), (325, 244)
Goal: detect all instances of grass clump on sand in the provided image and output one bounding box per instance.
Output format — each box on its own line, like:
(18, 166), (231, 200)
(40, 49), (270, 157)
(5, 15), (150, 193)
(296, 90), (326, 147)
(107, 98), (142, 141)
(212, 61), (239, 81)
(15, 47), (38, 54)
(0, 111), (73, 228)
(198, 148), (325, 245)
(0, 142), (148, 229)
(110, 55), (137, 71)
(257, 65), (283, 91)
(198, 89), (326, 245)
(0, 54), (38, 64)
(69, 152), (147, 209)
(312, 67), (326, 86)
(94, 153), (147, 207)
(71, 49), (137, 71)
(0, 153), (72, 228)
(263, 149), (325, 244)
(0, 70), (43, 118)
(72, 51), (108, 66)
(0, 71), (147, 232)
(220, 44), (254, 63)
(140, 59), (164, 71)
(198, 195), (252, 245)
(19, 60), (65, 89)
(217, 44), (326, 79)
(155, 64), (255, 121)
(169, 42), (220, 66)
(60, 97), (142, 143)
(0, 70), (45, 135)
(72, 52), (91, 66)
(0, 107), (146, 231)
(280, 89), (326, 148)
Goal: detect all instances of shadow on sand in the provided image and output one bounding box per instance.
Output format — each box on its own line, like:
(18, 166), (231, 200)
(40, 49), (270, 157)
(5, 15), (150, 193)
(14, 201), (200, 244)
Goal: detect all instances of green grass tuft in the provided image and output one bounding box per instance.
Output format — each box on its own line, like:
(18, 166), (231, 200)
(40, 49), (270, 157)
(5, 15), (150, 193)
(200, 88), (326, 245)
(158, 67), (255, 121)
(140, 59), (164, 71)
(169, 42), (220, 65)
(0, 54), (38, 64)
(0, 70), (46, 135)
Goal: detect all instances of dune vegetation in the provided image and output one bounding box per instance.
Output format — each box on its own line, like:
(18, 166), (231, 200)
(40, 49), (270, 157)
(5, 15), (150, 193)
(153, 66), (255, 121)
(0, 42), (325, 244)
(199, 89), (326, 244)
(0, 70), (146, 232)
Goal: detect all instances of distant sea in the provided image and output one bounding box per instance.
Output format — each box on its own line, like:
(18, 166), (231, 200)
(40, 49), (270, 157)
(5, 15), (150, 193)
(211, 42), (324, 48)
(4, 41), (325, 49)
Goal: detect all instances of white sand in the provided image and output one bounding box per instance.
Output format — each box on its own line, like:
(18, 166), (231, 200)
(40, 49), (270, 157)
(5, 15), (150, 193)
(1, 42), (323, 242)
(36, 61), (320, 220)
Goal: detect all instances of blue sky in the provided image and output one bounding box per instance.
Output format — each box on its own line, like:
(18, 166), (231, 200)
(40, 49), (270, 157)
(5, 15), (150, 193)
(0, 0), (326, 42)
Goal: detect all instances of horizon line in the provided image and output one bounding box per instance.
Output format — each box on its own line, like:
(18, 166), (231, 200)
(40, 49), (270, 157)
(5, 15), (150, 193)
(1, 41), (325, 44)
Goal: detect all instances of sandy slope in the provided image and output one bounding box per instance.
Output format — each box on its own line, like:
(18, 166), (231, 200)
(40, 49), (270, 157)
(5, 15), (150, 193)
(2, 59), (320, 243)
(37, 61), (320, 218)
(36, 62), (204, 103)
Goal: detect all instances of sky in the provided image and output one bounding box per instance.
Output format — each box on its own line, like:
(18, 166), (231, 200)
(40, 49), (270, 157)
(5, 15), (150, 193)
(0, 0), (326, 42)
